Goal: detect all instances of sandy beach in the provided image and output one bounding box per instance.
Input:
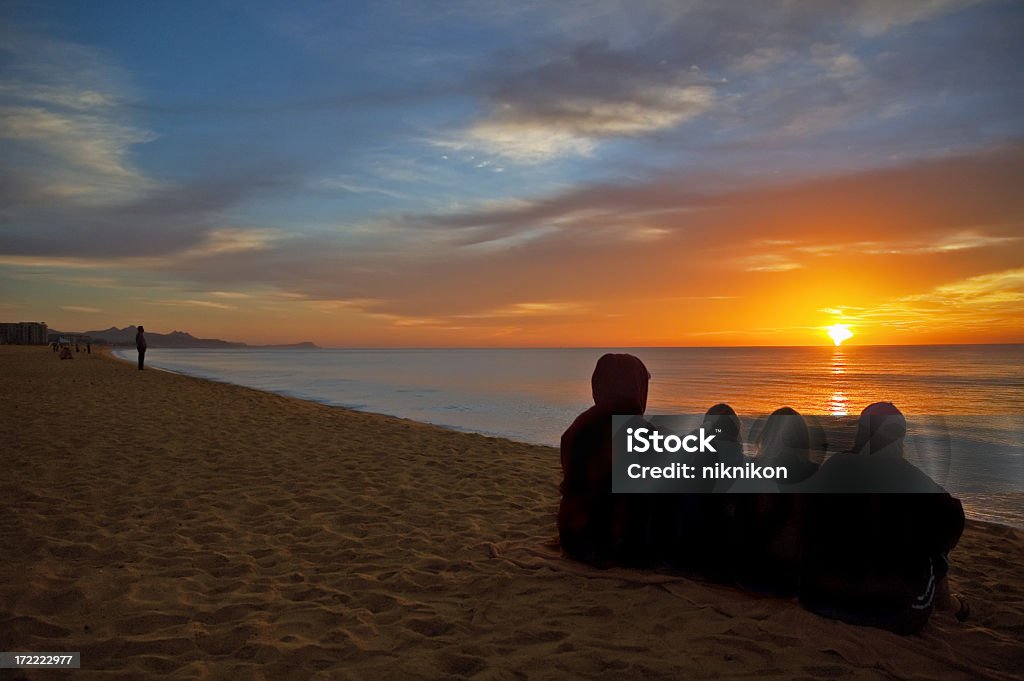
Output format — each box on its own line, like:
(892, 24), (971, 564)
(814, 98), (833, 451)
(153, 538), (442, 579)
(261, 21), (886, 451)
(1, 345), (1021, 680)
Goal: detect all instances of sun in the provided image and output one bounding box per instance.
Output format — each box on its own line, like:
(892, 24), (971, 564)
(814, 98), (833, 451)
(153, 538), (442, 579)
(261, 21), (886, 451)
(827, 323), (854, 346)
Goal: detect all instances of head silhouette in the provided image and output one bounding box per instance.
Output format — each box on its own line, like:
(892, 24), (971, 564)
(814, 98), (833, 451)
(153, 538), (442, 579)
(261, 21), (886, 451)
(704, 403), (742, 443)
(138, 325), (145, 333)
(852, 402), (906, 456)
(757, 406), (810, 463)
(591, 353), (650, 414)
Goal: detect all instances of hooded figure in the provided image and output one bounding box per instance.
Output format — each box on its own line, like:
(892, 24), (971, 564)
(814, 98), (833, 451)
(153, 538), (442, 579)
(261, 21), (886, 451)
(654, 403), (746, 576)
(727, 407), (816, 596)
(558, 353), (651, 567)
(800, 402), (965, 634)
(755, 406), (819, 485)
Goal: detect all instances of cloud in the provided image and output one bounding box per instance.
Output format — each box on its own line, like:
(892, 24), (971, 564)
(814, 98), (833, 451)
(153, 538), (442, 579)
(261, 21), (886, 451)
(829, 268), (1024, 333)
(428, 1), (1019, 165)
(313, 176), (413, 200)
(182, 228), (284, 258)
(59, 306), (102, 313)
(848, 0), (983, 35)
(158, 299), (237, 311)
(905, 267), (1024, 307)
(792, 231), (1021, 257)
(0, 30), (157, 203)
(737, 254), (803, 273)
(865, 231), (1021, 255)
(208, 291), (254, 299)
(456, 301), (589, 319)
(442, 41), (716, 162)
(0, 106), (154, 182)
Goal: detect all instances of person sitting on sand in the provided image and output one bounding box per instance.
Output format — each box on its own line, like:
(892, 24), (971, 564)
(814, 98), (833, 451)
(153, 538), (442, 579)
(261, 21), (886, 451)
(754, 406), (819, 485)
(654, 403), (746, 576)
(800, 402), (967, 634)
(729, 407), (816, 596)
(558, 353), (652, 568)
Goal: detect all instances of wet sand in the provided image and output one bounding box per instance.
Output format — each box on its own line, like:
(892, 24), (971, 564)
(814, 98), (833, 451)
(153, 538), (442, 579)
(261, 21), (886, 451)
(1, 345), (1021, 680)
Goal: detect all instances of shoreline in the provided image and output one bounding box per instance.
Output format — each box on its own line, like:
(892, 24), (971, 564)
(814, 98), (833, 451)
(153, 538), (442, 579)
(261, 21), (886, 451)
(110, 346), (1023, 531)
(2, 345), (1022, 679)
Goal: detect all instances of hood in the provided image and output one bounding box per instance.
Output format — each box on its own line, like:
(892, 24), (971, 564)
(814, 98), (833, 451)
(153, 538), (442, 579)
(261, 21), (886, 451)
(591, 353), (649, 413)
(853, 401), (906, 456)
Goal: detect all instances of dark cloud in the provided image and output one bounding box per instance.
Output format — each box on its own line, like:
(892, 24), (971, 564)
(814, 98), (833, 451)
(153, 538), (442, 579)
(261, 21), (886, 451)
(0, 161), (305, 257)
(448, 0), (1021, 161)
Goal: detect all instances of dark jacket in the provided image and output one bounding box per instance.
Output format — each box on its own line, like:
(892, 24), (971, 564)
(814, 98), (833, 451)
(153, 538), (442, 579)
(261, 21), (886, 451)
(558, 354), (651, 567)
(799, 447), (964, 634)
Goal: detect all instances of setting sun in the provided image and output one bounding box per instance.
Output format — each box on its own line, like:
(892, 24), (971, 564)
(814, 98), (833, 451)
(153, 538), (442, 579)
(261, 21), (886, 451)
(827, 324), (854, 346)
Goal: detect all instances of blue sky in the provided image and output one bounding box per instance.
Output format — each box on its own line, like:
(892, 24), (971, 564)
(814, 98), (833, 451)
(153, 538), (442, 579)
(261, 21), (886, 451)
(1, 1), (1022, 345)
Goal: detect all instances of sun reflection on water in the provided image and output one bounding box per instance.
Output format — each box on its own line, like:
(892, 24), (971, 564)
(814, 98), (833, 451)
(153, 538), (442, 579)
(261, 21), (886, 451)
(828, 348), (849, 416)
(829, 391), (850, 416)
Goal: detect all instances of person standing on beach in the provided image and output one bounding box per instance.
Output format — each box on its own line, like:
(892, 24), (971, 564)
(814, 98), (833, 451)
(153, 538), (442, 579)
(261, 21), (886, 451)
(136, 325), (147, 370)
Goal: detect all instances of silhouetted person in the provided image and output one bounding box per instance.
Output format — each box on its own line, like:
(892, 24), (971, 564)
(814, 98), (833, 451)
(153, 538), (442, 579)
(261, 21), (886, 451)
(755, 406), (819, 484)
(656, 403), (746, 576)
(800, 402), (966, 634)
(136, 326), (147, 370)
(729, 407), (816, 596)
(558, 353), (651, 567)
(86, 341), (91, 354)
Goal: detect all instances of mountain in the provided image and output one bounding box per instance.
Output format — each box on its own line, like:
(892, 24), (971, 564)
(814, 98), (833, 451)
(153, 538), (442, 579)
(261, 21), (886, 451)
(57, 326), (318, 349)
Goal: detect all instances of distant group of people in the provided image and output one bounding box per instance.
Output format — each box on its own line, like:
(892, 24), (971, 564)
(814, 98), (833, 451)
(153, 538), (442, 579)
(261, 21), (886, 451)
(558, 353), (967, 635)
(51, 340), (90, 358)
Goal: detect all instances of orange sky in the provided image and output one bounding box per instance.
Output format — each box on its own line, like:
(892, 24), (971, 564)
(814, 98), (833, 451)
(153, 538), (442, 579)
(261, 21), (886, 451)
(5, 145), (1022, 347)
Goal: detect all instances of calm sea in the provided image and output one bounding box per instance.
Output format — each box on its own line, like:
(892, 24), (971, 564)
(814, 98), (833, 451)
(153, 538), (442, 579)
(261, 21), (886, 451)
(115, 345), (1024, 528)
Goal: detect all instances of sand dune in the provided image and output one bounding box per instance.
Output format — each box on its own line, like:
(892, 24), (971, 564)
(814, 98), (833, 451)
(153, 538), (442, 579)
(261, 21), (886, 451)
(0, 346), (1021, 679)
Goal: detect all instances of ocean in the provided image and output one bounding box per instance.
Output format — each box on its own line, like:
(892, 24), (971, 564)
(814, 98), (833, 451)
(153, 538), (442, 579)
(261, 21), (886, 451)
(115, 345), (1024, 528)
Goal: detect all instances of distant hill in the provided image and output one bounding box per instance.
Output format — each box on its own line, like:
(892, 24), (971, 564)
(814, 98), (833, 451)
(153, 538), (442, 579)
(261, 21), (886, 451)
(56, 326), (318, 349)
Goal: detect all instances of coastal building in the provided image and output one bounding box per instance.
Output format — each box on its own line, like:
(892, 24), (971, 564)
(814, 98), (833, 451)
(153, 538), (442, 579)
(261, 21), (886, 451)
(0, 322), (49, 345)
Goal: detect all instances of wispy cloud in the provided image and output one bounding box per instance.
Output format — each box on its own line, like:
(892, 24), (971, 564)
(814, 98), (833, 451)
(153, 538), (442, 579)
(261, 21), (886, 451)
(793, 230), (1021, 257)
(158, 299), (237, 311)
(0, 30), (157, 203)
(313, 176), (413, 200)
(828, 268), (1024, 332)
(457, 301), (589, 319)
(182, 228), (284, 258)
(737, 254), (803, 273)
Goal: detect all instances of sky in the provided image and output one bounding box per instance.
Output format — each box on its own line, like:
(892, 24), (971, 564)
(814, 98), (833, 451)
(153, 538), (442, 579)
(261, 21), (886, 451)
(1, 0), (1022, 347)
